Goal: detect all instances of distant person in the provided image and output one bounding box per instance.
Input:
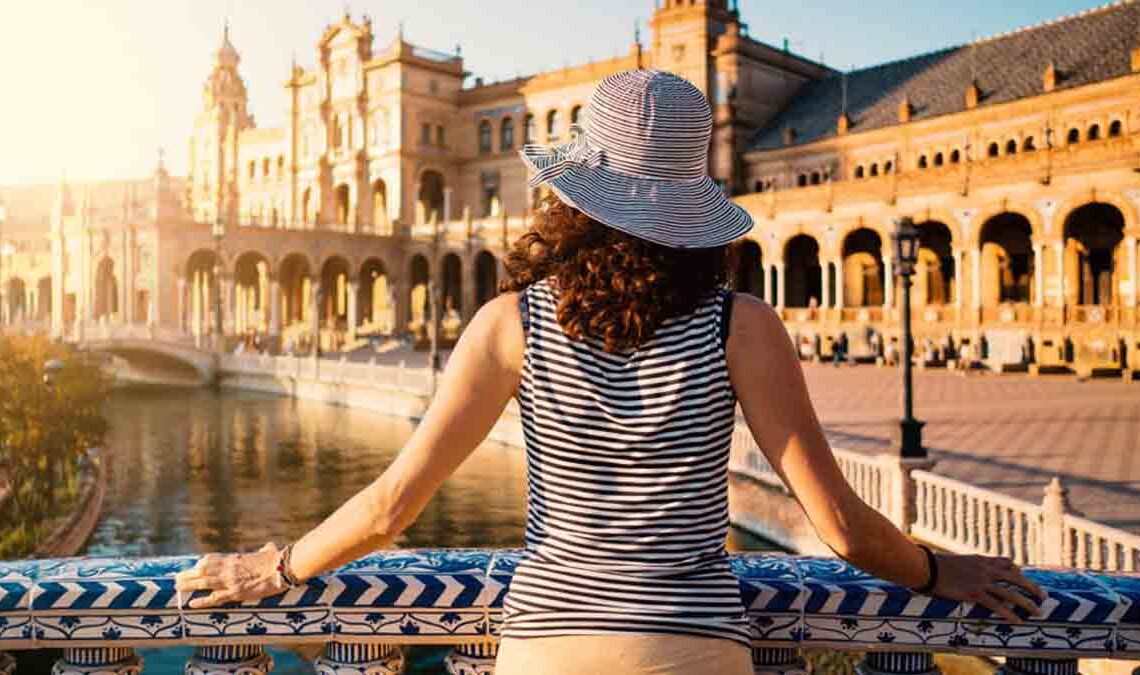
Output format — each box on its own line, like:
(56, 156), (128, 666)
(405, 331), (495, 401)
(176, 70), (1042, 675)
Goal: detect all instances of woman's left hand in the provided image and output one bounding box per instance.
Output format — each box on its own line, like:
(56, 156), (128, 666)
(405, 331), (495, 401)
(174, 543), (288, 609)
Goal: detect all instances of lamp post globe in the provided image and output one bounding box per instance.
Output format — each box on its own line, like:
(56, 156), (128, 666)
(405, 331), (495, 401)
(891, 216), (925, 459)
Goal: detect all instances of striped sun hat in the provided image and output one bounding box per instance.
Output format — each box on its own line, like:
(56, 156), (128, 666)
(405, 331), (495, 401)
(520, 69), (753, 249)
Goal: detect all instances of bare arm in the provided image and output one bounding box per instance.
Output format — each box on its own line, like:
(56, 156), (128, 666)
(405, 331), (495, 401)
(727, 294), (1043, 621)
(176, 292), (524, 606)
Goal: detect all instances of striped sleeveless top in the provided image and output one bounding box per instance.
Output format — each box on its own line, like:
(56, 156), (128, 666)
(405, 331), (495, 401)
(500, 279), (751, 646)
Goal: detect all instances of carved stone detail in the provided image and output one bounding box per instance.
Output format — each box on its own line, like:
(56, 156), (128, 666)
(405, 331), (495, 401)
(52, 648), (143, 675)
(185, 645), (273, 675)
(444, 642), (497, 675)
(313, 642), (405, 675)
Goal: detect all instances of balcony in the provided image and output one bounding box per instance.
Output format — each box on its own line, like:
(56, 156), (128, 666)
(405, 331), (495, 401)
(1, 549), (1137, 674)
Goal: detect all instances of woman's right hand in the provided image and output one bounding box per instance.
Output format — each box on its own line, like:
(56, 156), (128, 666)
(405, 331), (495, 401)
(931, 553), (1047, 623)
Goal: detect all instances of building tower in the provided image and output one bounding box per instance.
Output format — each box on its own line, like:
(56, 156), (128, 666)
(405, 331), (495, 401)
(189, 23), (253, 225)
(649, 0), (739, 97)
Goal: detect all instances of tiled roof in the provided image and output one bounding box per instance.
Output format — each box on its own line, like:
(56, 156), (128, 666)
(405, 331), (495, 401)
(751, 1), (1140, 151)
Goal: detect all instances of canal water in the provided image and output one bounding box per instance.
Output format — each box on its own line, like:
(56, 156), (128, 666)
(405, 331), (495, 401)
(85, 387), (775, 673)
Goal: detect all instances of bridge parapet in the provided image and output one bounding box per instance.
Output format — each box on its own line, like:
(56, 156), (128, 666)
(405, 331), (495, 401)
(0, 550), (1137, 673)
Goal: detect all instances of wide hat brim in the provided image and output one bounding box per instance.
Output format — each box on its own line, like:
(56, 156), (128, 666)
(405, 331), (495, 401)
(519, 137), (753, 249)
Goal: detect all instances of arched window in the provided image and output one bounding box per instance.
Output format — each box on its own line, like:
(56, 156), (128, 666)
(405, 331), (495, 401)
(987, 142), (999, 157)
(478, 120), (492, 154)
(1109, 120), (1123, 137)
(1022, 137), (1036, 152)
(501, 117), (515, 150)
(950, 149), (961, 163)
(1067, 128), (1080, 144)
(277, 155), (285, 177)
(854, 165), (865, 179)
(1005, 139), (1018, 155)
(869, 163), (879, 177)
(525, 114), (536, 143)
(248, 161), (256, 180)
(797, 174), (807, 187)
(420, 123), (431, 146)
(918, 155), (928, 169)
(884, 160), (894, 174)
(262, 158), (270, 178)
(1088, 124), (1101, 141)
(546, 109), (562, 140)
(570, 105), (583, 125)
(933, 152), (944, 167)
(810, 171), (821, 185)
(437, 125), (445, 147)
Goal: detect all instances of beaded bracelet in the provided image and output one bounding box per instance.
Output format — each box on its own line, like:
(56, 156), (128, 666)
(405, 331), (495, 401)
(912, 543), (939, 594)
(276, 543), (302, 588)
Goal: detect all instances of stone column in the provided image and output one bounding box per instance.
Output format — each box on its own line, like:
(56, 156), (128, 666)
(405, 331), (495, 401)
(177, 276), (187, 334)
(953, 250), (964, 309)
(443, 186), (453, 224)
(971, 248), (982, 310)
(1041, 477), (1069, 566)
(311, 280), (322, 357)
(1033, 242), (1045, 307)
(53, 647), (143, 674)
(346, 277), (359, 347)
(1054, 241), (1066, 308)
(774, 261), (786, 309)
(223, 277), (235, 336)
(269, 278), (281, 338)
(1127, 235), (1138, 307)
(820, 262), (829, 309)
(835, 258), (845, 309)
(883, 257), (894, 309)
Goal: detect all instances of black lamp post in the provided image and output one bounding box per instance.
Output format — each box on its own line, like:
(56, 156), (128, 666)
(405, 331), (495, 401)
(891, 216), (925, 458)
(212, 217), (226, 350)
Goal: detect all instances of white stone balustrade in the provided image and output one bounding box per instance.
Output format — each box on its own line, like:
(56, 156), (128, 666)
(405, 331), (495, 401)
(0, 550), (1137, 674)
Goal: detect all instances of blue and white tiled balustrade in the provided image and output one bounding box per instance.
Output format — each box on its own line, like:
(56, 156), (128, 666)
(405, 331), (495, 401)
(0, 550), (1137, 673)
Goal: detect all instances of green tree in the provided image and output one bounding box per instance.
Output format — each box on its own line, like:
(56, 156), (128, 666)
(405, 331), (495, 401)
(0, 336), (110, 557)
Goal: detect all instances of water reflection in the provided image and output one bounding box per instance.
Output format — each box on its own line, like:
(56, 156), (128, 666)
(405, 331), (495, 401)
(82, 387), (771, 673)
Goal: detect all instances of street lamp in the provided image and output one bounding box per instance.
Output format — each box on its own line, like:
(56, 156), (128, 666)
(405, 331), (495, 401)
(427, 222), (443, 394)
(212, 217), (226, 350)
(891, 216), (925, 458)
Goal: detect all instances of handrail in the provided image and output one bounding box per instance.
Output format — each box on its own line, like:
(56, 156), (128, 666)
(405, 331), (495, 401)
(0, 550), (1136, 674)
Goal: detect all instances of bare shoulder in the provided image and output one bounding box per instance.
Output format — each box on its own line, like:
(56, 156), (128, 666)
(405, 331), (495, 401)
(728, 292), (788, 348)
(461, 291), (524, 372)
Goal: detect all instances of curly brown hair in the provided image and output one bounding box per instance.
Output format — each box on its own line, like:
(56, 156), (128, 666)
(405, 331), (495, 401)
(501, 195), (729, 353)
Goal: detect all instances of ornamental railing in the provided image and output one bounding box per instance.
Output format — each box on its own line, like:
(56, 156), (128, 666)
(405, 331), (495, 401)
(1, 550), (1137, 675)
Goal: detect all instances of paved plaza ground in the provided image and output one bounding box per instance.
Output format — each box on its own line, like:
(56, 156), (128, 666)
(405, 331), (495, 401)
(337, 343), (1140, 533)
(801, 363), (1140, 532)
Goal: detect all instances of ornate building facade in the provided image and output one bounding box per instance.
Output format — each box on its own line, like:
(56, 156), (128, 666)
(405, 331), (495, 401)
(1, 0), (1137, 376)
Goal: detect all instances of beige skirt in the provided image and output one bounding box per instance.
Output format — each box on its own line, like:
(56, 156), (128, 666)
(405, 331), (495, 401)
(495, 634), (752, 675)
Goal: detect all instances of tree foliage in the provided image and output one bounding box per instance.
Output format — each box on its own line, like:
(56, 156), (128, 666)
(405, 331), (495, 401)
(0, 335), (110, 557)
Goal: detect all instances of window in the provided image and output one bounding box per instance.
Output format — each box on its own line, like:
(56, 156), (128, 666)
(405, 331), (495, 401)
(437, 125), (445, 147)
(869, 164), (879, 177)
(950, 149), (961, 163)
(421, 123), (431, 145)
(918, 155), (928, 169)
(854, 165), (865, 179)
(483, 186), (501, 217)
(277, 156), (285, 176)
(570, 105), (583, 125)
(1067, 128), (1080, 144)
(754, 180), (765, 193)
(933, 152), (944, 167)
(501, 117), (515, 150)
(1109, 120), (1123, 137)
(248, 161), (256, 180)
(810, 171), (821, 185)
(987, 142), (999, 158)
(262, 158), (270, 178)
(884, 160), (894, 174)
(1005, 139), (1017, 155)
(546, 109), (562, 140)
(1087, 124), (1101, 141)
(796, 174), (807, 187)
(479, 120), (492, 154)
(524, 114), (536, 143)
(1022, 137), (1036, 152)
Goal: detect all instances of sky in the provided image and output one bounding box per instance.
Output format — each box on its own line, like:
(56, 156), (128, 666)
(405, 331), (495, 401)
(0, 0), (1114, 186)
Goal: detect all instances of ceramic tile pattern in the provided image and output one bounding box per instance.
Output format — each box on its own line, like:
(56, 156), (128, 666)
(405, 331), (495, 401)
(0, 550), (1133, 662)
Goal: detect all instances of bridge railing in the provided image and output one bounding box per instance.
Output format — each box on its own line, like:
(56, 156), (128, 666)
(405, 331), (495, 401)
(0, 550), (1137, 674)
(220, 353), (432, 395)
